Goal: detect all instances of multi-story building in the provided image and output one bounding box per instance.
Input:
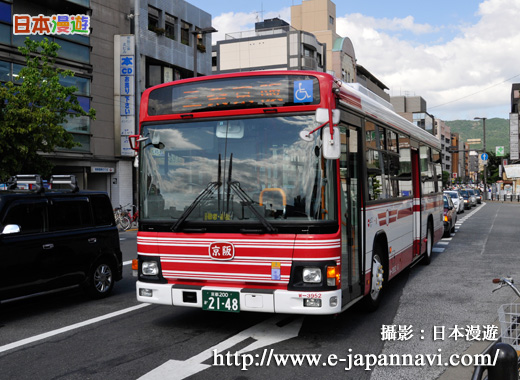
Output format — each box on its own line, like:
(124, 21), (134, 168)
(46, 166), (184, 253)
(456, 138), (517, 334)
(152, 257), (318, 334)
(0, 0), (214, 206)
(435, 119), (451, 175)
(390, 95), (435, 135)
(449, 132), (467, 183)
(214, 17), (326, 74)
(291, 0), (389, 101)
(510, 83), (519, 162)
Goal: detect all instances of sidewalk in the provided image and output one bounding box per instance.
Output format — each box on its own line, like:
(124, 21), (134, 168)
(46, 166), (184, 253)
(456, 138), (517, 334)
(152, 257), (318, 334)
(437, 201), (517, 379)
(438, 332), (497, 379)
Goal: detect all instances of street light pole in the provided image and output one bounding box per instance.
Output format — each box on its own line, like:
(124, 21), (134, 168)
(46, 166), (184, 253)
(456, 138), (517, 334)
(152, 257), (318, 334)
(192, 26), (217, 77)
(474, 117), (487, 199)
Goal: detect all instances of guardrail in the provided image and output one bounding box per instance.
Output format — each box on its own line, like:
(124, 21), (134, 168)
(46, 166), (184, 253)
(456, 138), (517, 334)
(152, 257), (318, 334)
(490, 193), (520, 202)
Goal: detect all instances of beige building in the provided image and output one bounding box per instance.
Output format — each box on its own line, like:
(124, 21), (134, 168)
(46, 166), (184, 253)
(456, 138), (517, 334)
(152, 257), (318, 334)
(291, 0), (389, 101)
(214, 18), (326, 74)
(291, 0), (338, 73)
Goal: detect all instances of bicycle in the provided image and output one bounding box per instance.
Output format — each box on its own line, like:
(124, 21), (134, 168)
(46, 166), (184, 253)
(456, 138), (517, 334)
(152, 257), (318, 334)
(125, 204), (139, 230)
(114, 204), (131, 231)
(491, 277), (520, 379)
(493, 277), (520, 352)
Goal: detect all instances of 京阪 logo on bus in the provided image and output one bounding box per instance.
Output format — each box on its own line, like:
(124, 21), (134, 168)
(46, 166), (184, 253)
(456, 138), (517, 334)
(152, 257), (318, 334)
(209, 242), (235, 261)
(13, 14), (90, 35)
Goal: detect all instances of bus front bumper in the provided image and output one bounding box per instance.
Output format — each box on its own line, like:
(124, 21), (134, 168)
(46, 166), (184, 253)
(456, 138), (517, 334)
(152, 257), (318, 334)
(136, 281), (342, 315)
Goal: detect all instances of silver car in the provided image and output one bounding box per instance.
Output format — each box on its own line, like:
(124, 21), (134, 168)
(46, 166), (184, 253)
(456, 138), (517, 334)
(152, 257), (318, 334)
(444, 190), (464, 213)
(467, 189), (478, 207)
(459, 189), (476, 209)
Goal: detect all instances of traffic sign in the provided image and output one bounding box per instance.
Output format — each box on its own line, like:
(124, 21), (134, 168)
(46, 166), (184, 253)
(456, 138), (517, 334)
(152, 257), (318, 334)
(481, 153), (488, 161)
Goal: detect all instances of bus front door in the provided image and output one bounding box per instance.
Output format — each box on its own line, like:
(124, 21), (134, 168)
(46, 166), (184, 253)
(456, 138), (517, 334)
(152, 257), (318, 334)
(340, 126), (362, 306)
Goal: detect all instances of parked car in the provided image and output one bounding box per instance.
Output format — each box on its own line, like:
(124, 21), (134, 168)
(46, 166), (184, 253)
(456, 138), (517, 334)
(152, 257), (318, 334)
(0, 175), (123, 303)
(443, 194), (457, 237)
(444, 190), (464, 213)
(474, 189), (482, 204)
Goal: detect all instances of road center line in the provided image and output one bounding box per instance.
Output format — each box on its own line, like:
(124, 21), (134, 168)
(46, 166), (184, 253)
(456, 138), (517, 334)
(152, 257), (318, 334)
(0, 303), (150, 354)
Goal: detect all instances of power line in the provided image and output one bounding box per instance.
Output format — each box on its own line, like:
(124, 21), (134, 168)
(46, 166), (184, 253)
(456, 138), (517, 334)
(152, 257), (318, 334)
(429, 73), (520, 110)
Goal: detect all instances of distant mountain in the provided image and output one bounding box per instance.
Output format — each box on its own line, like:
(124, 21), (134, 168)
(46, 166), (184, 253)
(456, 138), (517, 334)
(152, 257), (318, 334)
(446, 118), (510, 155)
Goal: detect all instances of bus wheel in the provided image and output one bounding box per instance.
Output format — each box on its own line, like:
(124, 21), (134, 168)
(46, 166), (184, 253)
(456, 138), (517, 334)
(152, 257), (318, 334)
(364, 251), (385, 311)
(422, 224), (433, 266)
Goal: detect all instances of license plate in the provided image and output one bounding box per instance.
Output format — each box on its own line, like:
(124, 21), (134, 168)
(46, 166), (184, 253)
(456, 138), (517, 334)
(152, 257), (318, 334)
(202, 290), (240, 313)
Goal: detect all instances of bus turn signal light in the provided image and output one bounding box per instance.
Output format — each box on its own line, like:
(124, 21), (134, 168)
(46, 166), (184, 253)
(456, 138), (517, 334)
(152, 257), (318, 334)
(327, 266), (339, 287)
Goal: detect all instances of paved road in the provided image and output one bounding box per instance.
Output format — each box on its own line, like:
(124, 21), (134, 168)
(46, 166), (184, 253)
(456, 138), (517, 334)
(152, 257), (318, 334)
(1, 202), (518, 379)
(372, 201), (520, 380)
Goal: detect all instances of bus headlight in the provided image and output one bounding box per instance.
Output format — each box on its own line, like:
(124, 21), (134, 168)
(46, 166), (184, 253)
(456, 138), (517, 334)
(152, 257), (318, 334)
(302, 267), (322, 283)
(142, 261), (159, 276)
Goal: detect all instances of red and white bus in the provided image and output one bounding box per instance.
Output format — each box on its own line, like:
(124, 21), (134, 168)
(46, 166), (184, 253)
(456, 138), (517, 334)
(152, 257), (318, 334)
(131, 71), (443, 315)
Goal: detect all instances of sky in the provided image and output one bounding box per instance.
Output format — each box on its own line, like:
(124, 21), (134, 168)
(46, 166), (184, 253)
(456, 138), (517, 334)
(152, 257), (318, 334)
(188, 0), (520, 121)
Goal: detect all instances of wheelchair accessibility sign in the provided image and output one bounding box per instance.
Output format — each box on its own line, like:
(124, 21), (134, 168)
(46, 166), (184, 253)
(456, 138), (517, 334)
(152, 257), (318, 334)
(294, 80), (313, 103)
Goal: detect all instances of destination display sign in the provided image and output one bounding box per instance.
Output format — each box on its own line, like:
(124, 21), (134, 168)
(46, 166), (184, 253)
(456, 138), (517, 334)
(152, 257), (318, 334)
(147, 75), (320, 116)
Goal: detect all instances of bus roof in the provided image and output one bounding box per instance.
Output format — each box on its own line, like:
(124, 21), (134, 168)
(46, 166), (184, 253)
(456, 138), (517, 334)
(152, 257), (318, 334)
(335, 79), (441, 150)
(140, 70), (441, 150)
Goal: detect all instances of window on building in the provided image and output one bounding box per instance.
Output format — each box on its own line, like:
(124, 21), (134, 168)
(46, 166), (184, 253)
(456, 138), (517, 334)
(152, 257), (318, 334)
(146, 61), (176, 87)
(181, 21), (191, 46)
(165, 13), (176, 40)
(148, 6), (160, 32)
(329, 16), (334, 25)
(303, 46), (314, 58)
(0, 60), (9, 82)
(0, 23), (10, 44)
(0, 1), (11, 24)
(148, 64), (162, 87)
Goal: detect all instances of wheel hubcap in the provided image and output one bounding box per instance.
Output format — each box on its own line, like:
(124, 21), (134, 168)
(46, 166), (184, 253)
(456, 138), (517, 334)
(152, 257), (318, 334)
(371, 255), (384, 300)
(94, 264), (113, 293)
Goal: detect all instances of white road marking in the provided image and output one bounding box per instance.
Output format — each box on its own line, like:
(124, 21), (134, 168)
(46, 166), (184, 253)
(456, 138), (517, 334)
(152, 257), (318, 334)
(138, 315), (303, 380)
(0, 304), (150, 354)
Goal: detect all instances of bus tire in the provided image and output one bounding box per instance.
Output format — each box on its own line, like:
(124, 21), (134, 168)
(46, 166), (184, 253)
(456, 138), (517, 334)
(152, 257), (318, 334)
(422, 222), (433, 266)
(364, 247), (385, 311)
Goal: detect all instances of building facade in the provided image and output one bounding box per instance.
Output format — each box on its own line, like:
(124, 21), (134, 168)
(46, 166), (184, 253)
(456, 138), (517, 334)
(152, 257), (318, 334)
(391, 95), (435, 135)
(214, 18), (326, 74)
(435, 119), (451, 175)
(510, 83), (519, 162)
(0, 0), (213, 207)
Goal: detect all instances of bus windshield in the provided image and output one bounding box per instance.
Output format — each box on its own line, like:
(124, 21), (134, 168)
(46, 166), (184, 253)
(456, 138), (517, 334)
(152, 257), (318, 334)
(139, 115), (336, 230)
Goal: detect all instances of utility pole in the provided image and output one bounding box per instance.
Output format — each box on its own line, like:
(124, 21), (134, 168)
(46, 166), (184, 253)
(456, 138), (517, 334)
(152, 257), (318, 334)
(474, 117), (487, 199)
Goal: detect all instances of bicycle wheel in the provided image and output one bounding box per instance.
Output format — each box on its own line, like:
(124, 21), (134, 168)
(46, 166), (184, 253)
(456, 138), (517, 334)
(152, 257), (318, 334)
(119, 216), (131, 231)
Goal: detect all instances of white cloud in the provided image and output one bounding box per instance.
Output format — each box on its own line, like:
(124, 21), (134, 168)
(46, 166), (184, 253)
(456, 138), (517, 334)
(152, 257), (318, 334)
(212, 8), (291, 43)
(337, 0), (520, 120)
(210, 0), (519, 120)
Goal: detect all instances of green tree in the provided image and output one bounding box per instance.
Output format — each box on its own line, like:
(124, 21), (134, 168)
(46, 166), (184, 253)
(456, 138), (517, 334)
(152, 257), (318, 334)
(0, 38), (95, 181)
(485, 150), (508, 183)
(442, 171), (450, 188)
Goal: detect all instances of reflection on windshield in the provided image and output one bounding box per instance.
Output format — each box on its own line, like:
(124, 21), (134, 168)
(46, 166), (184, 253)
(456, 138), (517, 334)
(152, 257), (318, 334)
(139, 115), (336, 226)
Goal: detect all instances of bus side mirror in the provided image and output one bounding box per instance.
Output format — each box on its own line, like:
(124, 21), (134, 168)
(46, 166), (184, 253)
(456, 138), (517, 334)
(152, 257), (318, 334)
(323, 127), (341, 160)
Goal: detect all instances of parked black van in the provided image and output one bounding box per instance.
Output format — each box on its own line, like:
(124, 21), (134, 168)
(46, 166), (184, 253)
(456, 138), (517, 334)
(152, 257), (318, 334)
(0, 175), (123, 303)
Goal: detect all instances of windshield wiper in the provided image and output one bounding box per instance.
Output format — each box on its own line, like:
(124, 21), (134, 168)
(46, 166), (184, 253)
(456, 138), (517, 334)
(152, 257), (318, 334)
(171, 155), (222, 232)
(226, 153), (276, 233)
(228, 181), (277, 233)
